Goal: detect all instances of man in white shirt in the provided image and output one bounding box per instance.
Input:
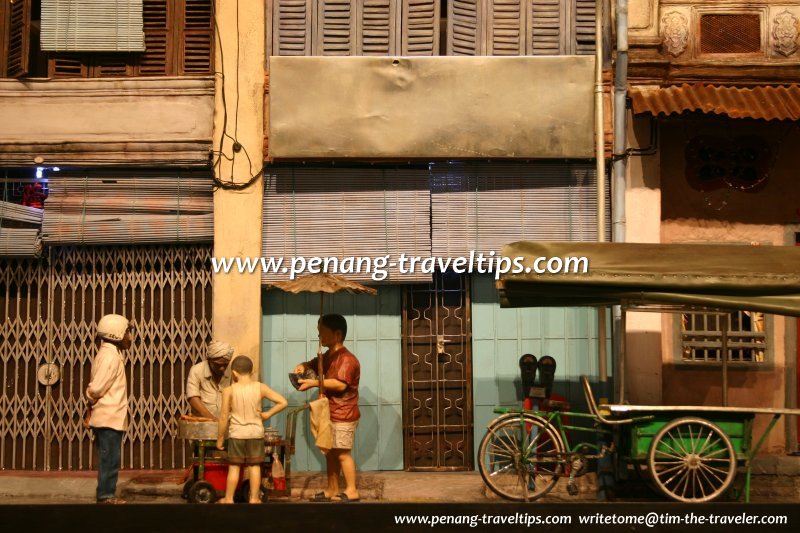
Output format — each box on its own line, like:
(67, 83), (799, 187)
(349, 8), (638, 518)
(86, 314), (133, 505)
(186, 340), (234, 419)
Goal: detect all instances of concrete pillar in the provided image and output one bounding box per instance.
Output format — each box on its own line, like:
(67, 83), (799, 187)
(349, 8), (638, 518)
(212, 1), (264, 375)
(624, 110), (662, 405)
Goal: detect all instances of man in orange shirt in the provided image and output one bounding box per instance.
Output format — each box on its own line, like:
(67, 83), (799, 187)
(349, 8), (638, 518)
(86, 314), (133, 505)
(295, 314), (361, 502)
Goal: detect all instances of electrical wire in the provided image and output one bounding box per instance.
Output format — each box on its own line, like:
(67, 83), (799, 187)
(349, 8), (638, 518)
(209, 0), (264, 191)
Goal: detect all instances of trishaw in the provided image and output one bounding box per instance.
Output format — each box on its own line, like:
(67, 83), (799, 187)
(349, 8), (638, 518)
(479, 375), (800, 502)
(480, 241), (800, 503)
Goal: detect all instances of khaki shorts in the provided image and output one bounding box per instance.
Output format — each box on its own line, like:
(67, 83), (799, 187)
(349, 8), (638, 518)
(226, 438), (265, 464)
(331, 421), (358, 450)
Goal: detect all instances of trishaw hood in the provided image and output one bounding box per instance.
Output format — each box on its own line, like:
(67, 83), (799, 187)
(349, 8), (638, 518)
(498, 241), (800, 317)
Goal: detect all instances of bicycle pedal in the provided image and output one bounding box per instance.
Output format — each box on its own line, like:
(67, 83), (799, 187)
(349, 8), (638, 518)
(567, 482), (579, 496)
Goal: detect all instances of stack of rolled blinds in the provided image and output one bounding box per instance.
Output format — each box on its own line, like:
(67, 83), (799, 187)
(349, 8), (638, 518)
(0, 228), (43, 257)
(0, 201), (44, 225)
(262, 167), (432, 283)
(0, 201), (44, 257)
(430, 162), (609, 258)
(42, 176), (214, 245)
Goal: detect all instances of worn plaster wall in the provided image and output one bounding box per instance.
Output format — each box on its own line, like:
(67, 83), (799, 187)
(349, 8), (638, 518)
(659, 118), (800, 453)
(212, 0), (265, 373)
(624, 112), (663, 405)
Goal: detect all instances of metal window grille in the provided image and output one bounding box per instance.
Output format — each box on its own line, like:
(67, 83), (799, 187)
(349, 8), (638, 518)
(681, 311), (767, 363)
(699, 14), (761, 55)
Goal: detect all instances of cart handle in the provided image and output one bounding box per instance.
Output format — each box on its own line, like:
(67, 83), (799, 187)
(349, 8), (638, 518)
(580, 375), (653, 425)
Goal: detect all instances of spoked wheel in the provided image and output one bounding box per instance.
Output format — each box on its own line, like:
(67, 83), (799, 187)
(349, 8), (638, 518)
(647, 417), (736, 502)
(478, 414), (564, 502)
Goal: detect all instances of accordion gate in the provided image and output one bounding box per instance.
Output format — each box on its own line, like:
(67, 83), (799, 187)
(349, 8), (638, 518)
(0, 245), (212, 470)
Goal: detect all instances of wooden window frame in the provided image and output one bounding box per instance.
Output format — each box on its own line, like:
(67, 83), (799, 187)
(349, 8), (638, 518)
(46, 0), (213, 78)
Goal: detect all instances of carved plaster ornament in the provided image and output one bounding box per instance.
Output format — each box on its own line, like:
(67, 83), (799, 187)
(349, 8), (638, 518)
(772, 10), (799, 57)
(661, 11), (690, 57)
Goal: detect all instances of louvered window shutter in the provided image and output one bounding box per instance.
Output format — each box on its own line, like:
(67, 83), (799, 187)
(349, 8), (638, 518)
(179, 0), (213, 74)
(357, 0), (398, 56)
(487, 0), (524, 56)
(272, 0), (313, 57)
(41, 0), (145, 52)
(528, 0), (565, 55)
(401, 0), (439, 56)
(571, 0), (595, 55)
(93, 54), (133, 76)
(447, 0), (483, 55)
(431, 163), (606, 258)
(262, 167), (432, 283)
(48, 54), (90, 77)
(42, 174), (214, 245)
(2, 0), (31, 77)
(138, 0), (170, 75)
(315, 0), (357, 55)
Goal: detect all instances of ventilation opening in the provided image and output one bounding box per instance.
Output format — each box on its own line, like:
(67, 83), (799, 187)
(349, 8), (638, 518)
(700, 14), (761, 54)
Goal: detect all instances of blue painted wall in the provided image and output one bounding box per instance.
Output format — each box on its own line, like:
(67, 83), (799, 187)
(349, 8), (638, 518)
(470, 275), (612, 465)
(261, 287), (404, 471)
(262, 276), (611, 472)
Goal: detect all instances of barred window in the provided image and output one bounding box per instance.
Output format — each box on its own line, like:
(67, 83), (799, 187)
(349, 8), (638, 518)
(680, 310), (767, 364)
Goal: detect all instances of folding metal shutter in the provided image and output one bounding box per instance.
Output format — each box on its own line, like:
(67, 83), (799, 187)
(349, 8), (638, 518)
(430, 162), (608, 258)
(42, 174), (213, 245)
(262, 167), (432, 283)
(1, 0), (31, 77)
(41, 0), (145, 52)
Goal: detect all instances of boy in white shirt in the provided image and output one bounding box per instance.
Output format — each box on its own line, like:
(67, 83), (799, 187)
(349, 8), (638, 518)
(216, 356), (288, 503)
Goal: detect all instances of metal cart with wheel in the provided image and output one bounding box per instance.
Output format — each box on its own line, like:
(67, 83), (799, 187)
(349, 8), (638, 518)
(178, 420), (286, 504)
(478, 375), (800, 503)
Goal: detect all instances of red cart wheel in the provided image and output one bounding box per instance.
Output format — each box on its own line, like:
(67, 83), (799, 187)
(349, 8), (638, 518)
(188, 480), (217, 504)
(182, 479), (195, 500)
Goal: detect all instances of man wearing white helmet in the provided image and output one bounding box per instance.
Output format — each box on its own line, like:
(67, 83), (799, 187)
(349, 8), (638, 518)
(186, 340), (234, 420)
(86, 313), (133, 505)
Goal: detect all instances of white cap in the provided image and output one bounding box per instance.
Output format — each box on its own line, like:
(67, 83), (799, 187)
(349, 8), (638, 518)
(206, 340), (234, 360)
(96, 314), (131, 341)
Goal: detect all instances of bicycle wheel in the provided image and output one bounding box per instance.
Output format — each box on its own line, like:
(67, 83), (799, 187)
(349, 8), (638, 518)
(647, 417), (736, 502)
(478, 414), (564, 502)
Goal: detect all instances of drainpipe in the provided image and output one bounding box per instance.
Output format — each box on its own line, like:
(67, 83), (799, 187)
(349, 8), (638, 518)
(613, 0), (629, 404)
(595, 0), (607, 393)
(595, 0), (606, 245)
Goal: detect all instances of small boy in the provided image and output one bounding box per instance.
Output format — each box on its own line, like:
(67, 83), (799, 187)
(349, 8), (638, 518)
(216, 355), (288, 503)
(295, 314), (361, 502)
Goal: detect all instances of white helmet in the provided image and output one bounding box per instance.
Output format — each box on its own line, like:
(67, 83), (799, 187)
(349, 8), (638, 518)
(97, 314), (131, 341)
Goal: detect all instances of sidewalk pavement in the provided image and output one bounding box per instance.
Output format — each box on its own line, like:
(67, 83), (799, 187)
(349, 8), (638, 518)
(0, 456), (798, 503)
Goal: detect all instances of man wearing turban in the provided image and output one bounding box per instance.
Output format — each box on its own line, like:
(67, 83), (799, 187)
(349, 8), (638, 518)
(186, 340), (234, 420)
